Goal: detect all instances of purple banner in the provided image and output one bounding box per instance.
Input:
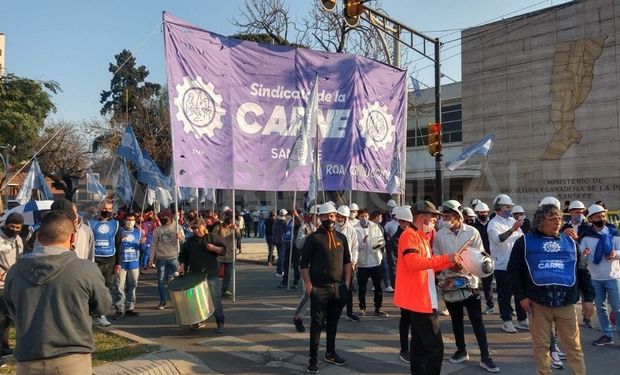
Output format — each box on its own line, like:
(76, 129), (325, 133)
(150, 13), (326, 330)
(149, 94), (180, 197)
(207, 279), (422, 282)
(163, 12), (406, 193)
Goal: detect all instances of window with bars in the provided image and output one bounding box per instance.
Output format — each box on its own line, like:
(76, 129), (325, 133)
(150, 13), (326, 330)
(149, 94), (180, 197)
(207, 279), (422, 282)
(407, 104), (462, 147)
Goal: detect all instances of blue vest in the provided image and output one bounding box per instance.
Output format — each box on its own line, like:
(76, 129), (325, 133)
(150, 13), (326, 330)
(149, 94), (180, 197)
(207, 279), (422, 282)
(524, 233), (576, 287)
(90, 219), (119, 257)
(120, 227), (141, 268)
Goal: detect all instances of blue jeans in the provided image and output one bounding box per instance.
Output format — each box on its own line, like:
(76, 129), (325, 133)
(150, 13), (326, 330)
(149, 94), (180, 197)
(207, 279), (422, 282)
(380, 255), (391, 288)
(157, 259), (179, 304)
(258, 219), (265, 237)
(207, 275), (225, 324)
(592, 278), (620, 338)
(276, 243), (284, 274)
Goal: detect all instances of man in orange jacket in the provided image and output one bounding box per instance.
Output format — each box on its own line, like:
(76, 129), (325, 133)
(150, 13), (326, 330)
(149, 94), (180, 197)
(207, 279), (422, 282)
(394, 201), (464, 375)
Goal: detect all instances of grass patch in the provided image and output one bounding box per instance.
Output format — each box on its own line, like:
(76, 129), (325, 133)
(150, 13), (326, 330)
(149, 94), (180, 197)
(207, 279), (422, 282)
(0, 328), (159, 374)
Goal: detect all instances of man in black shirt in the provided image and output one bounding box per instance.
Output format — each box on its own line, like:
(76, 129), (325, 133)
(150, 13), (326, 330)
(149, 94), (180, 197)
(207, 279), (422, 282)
(300, 203), (352, 374)
(179, 218), (226, 333)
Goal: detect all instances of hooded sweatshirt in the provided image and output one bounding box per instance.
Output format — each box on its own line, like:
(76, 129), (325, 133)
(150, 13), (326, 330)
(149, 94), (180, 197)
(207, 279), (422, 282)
(4, 245), (112, 362)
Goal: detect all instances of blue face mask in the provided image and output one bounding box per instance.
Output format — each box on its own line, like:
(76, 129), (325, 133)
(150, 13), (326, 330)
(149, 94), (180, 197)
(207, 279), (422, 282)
(499, 210), (512, 219)
(573, 215), (583, 224)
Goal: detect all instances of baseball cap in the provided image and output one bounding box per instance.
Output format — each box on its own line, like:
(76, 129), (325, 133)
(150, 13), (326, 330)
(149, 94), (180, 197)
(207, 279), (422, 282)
(411, 201), (441, 215)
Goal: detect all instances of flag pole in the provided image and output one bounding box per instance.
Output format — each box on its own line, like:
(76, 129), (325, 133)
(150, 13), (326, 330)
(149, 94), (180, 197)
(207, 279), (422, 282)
(402, 70), (409, 205)
(232, 188), (237, 303)
(287, 190), (296, 290)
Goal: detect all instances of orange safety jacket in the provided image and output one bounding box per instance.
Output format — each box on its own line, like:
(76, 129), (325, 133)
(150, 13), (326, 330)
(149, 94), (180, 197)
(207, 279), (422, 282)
(393, 225), (453, 313)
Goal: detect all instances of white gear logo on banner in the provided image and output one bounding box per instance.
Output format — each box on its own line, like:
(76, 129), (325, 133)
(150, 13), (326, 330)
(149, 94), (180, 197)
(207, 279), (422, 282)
(174, 76), (226, 139)
(358, 101), (394, 151)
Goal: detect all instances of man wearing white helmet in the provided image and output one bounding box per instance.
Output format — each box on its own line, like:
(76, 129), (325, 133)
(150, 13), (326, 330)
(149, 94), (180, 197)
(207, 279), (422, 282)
(433, 200), (499, 372)
(300, 202), (352, 373)
(335, 205), (360, 322)
(512, 206), (531, 234)
(473, 202), (495, 314)
(508, 203), (594, 374)
(561, 200), (589, 242)
(579, 204), (620, 347)
(348, 203), (359, 227)
(487, 194), (527, 333)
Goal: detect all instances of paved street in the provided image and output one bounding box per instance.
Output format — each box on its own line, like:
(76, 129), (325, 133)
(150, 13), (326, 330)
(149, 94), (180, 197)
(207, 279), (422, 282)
(109, 238), (619, 374)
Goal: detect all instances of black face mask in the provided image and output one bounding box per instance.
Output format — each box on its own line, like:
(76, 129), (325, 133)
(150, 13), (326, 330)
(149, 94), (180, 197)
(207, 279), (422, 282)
(2, 227), (19, 238)
(321, 220), (335, 231)
(592, 220), (605, 228)
(477, 214), (488, 222)
(100, 210), (112, 219)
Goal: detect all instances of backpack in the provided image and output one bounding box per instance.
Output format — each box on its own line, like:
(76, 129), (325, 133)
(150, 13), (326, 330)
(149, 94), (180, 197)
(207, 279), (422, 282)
(283, 221), (293, 242)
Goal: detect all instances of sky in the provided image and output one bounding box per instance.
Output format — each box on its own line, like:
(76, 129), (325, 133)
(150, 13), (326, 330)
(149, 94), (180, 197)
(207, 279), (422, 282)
(1, 0), (571, 122)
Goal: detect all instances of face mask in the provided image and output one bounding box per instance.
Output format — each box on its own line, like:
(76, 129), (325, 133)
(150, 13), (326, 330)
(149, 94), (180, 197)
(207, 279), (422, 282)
(350, 212), (358, 219)
(499, 210), (512, 219)
(100, 210), (112, 219)
(477, 214), (488, 222)
(592, 220), (605, 228)
(359, 218), (368, 226)
(442, 221), (453, 230)
(464, 218), (475, 225)
(321, 220), (335, 231)
(2, 227), (19, 238)
(573, 215), (583, 224)
(422, 223), (434, 233)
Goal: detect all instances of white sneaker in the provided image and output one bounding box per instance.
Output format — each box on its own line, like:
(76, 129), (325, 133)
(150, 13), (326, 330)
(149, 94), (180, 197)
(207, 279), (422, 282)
(95, 315), (112, 327)
(501, 320), (517, 333)
(515, 319), (529, 330)
(440, 309), (450, 316)
(385, 286), (394, 293)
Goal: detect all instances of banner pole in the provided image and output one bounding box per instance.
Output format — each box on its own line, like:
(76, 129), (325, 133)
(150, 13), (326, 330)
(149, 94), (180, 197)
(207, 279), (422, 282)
(402, 69), (409, 205)
(232, 189), (237, 303)
(287, 190), (296, 290)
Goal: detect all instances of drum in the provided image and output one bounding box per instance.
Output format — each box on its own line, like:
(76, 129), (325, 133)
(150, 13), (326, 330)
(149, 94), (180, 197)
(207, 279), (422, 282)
(168, 273), (214, 326)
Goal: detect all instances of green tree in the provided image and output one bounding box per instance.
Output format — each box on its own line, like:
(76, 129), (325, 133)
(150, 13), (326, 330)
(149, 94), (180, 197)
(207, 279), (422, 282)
(0, 73), (60, 162)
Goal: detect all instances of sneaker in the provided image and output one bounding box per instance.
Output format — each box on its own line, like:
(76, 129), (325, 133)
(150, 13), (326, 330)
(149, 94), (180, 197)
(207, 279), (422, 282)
(95, 315), (112, 327)
(112, 310), (124, 320)
(190, 321), (207, 331)
(555, 350), (567, 360)
(399, 350), (410, 364)
(448, 350), (469, 364)
(440, 308), (450, 316)
(215, 323), (225, 333)
(345, 313), (361, 322)
(501, 320), (517, 333)
(583, 317), (593, 328)
(484, 306), (495, 315)
(375, 310), (389, 317)
(480, 357), (500, 373)
(294, 317), (305, 332)
(267, 262), (272, 267)
(385, 286), (394, 293)
(275, 272), (283, 277)
(359, 309), (366, 316)
(125, 310), (139, 317)
(307, 358), (319, 374)
(550, 351), (563, 369)
(157, 302), (167, 310)
(0, 348), (12, 356)
(278, 282), (287, 289)
(593, 335), (614, 346)
(324, 352), (347, 366)
(515, 319), (529, 330)
(222, 291), (233, 298)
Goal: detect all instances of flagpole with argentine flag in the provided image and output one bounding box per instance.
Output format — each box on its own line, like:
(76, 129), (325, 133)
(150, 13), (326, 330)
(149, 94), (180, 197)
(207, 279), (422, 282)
(445, 134), (495, 171)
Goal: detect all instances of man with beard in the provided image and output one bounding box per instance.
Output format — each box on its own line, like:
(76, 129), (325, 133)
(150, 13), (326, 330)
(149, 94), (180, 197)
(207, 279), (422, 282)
(300, 203), (351, 374)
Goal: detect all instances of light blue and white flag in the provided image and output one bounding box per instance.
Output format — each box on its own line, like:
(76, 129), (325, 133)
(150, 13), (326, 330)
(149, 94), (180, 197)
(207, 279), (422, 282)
(286, 74), (318, 177)
(115, 161), (133, 205)
(116, 125), (144, 168)
(386, 136), (402, 195)
(155, 186), (173, 208)
(15, 159), (53, 204)
(205, 188), (216, 203)
(411, 77), (422, 97)
(86, 168), (107, 197)
(138, 151), (168, 188)
(446, 135), (495, 171)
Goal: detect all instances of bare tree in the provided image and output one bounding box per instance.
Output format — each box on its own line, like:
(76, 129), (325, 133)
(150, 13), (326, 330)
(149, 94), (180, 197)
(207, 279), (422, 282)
(231, 0), (293, 45)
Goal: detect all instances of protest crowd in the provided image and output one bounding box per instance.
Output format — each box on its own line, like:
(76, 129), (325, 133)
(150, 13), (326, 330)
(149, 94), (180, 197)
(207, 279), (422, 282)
(0, 190), (618, 375)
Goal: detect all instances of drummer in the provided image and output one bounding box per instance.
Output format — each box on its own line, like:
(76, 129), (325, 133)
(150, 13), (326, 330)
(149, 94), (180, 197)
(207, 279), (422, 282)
(178, 218), (227, 333)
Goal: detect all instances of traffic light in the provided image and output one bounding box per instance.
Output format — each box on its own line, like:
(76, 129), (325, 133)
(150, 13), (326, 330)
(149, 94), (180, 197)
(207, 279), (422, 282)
(343, 0), (363, 27)
(427, 122), (442, 156)
(320, 0), (337, 12)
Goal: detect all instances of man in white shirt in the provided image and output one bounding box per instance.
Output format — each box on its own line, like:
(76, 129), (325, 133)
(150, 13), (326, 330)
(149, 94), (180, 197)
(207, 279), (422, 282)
(355, 209), (387, 317)
(336, 205), (360, 322)
(486, 194), (526, 333)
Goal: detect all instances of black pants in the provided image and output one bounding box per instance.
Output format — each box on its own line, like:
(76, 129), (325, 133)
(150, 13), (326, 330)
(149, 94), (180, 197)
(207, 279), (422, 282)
(481, 273), (494, 308)
(494, 270), (527, 322)
(253, 222), (258, 237)
(346, 270), (354, 316)
(96, 259), (115, 291)
(445, 293), (490, 359)
(309, 283), (347, 359)
(0, 294), (11, 350)
(400, 308), (411, 352)
(282, 242), (300, 284)
(357, 266), (383, 311)
(410, 310), (443, 375)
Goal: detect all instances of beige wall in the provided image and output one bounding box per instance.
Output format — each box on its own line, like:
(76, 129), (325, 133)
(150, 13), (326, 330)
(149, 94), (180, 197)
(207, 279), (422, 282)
(461, 0), (620, 211)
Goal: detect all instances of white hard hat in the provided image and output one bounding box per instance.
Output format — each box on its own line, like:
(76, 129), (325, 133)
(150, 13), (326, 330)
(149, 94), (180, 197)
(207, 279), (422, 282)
(442, 200), (463, 219)
(538, 196), (561, 209)
(462, 207), (476, 218)
(222, 206), (231, 212)
(474, 202), (489, 212)
(568, 200), (586, 210)
(460, 247), (495, 278)
(349, 203), (359, 211)
(337, 205), (350, 217)
(512, 205), (525, 214)
(393, 206), (413, 222)
(318, 202), (338, 215)
(471, 198), (481, 206)
(387, 199), (397, 208)
(308, 205), (318, 215)
(278, 209), (288, 216)
(587, 204), (606, 217)
(493, 194), (514, 206)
